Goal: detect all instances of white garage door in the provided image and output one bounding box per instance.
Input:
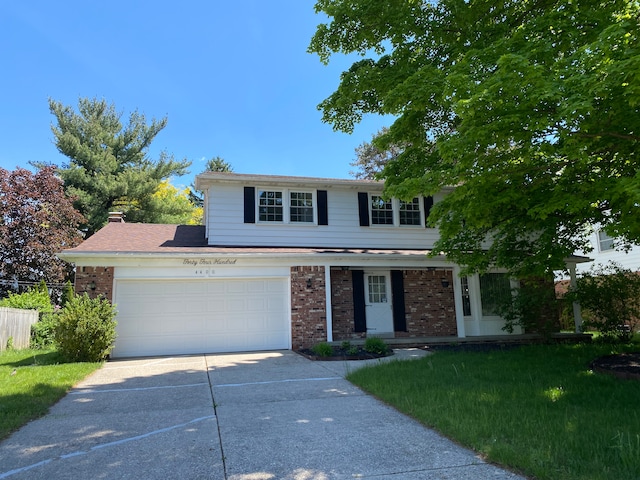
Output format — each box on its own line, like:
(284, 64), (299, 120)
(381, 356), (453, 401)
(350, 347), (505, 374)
(112, 278), (289, 357)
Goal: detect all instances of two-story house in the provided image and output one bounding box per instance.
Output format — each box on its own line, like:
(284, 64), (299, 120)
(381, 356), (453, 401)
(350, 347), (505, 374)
(60, 172), (527, 358)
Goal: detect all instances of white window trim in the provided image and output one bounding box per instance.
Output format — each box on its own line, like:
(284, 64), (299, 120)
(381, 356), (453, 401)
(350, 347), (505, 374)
(256, 187), (317, 225)
(369, 194), (424, 228)
(597, 229), (615, 252)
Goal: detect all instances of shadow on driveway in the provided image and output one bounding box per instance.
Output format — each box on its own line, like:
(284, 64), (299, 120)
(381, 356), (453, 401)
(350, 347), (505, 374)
(0, 350), (526, 480)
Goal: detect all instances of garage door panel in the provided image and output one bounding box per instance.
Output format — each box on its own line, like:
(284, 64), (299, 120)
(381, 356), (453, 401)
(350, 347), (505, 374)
(113, 278), (289, 357)
(246, 280), (266, 293)
(207, 282), (226, 294)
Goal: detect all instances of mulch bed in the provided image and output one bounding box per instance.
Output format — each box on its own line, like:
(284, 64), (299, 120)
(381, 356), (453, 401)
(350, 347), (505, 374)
(297, 347), (393, 361)
(590, 353), (640, 381)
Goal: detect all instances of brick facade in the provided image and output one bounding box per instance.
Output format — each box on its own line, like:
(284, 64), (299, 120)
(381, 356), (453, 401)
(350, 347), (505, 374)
(330, 269), (366, 341)
(72, 265), (458, 350)
(290, 266), (327, 349)
(330, 268), (457, 341)
(398, 269), (457, 337)
(74, 266), (114, 301)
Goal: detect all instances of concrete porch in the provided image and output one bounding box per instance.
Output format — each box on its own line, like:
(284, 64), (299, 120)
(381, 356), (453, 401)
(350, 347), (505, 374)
(330, 332), (592, 349)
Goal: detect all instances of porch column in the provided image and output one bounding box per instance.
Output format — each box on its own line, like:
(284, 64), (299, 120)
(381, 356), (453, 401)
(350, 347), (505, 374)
(568, 262), (583, 333)
(451, 266), (466, 338)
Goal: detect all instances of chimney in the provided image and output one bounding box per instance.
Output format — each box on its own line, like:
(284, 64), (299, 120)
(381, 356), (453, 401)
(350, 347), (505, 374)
(108, 212), (125, 223)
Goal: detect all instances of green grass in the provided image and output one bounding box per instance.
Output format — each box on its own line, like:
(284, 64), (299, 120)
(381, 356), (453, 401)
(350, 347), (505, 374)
(347, 342), (640, 480)
(0, 349), (101, 441)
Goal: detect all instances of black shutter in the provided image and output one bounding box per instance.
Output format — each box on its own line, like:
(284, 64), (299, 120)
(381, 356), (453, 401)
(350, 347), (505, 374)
(352, 270), (367, 333)
(244, 187), (255, 223)
(391, 270), (407, 332)
(317, 190), (328, 225)
(358, 192), (370, 227)
(424, 196), (434, 227)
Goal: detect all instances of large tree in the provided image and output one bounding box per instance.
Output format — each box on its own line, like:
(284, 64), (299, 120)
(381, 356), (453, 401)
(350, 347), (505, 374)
(0, 167), (85, 294)
(350, 127), (404, 179)
(309, 0), (640, 277)
(189, 156), (234, 207)
(48, 97), (190, 236)
(144, 180), (202, 225)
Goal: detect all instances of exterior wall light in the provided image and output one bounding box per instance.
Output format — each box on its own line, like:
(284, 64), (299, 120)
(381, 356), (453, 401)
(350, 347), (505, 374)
(441, 279), (450, 288)
(306, 278), (313, 289)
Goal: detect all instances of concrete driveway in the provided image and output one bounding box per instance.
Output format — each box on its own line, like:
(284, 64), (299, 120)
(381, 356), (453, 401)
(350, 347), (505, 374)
(0, 350), (525, 479)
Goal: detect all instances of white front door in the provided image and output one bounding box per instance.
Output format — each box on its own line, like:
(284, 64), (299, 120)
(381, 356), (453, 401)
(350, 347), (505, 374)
(365, 272), (394, 337)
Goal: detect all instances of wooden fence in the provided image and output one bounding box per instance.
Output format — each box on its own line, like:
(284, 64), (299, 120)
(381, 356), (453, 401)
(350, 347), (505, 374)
(0, 307), (39, 350)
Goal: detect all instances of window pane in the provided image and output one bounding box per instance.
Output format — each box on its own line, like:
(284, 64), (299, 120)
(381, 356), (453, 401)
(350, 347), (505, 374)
(290, 191), (314, 223)
(399, 198), (421, 225)
(367, 275), (387, 303)
(460, 276), (471, 316)
(371, 196), (393, 225)
(479, 273), (511, 316)
(258, 190), (283, 222)
(598, 230), (614, 251)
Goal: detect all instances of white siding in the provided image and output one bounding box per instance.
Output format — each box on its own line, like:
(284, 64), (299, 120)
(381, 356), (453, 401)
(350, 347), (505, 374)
(205, 183), (442, 249)
(576, 232), (640, 274)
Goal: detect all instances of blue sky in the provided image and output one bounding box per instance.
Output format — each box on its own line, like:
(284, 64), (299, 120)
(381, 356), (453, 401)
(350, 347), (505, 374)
(0, 1), (389, 189)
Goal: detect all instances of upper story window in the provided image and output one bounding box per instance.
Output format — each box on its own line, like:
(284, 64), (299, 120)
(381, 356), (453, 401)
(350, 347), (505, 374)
(290, 192), (314, 223)
(258, 190), (283, 222)
(598, 230), (615, 251)
(257, 189), (315, 224)
(399, 198), (422, 226)
(369, 195), (423, 227)
(371, 196), (394, 225)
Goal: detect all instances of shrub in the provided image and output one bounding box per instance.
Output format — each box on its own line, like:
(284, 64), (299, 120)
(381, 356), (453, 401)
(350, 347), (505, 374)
(340, 340), (352, 350)
(54, 294), (117, 362)
(364, 337), (389, 355)
(0, 283), (53, 314)
(60, 281), (75, 307)
(497, 276), (560, 336)
(567, 262), (640, 342)
(31, 312), (59, 349)
(311, 342), (334, 357)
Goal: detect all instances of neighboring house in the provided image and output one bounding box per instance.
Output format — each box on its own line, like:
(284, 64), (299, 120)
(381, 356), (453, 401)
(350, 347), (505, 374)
(575, 229), (640, 274)
(60, 172), (526, 358)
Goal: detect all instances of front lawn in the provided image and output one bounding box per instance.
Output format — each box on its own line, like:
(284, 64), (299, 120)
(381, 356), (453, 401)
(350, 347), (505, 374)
(0, 349), (101, 441)
(348, 342), (640, 480)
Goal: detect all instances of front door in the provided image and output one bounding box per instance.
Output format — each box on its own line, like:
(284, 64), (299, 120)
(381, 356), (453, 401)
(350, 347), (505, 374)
(365, 272), (394, 337)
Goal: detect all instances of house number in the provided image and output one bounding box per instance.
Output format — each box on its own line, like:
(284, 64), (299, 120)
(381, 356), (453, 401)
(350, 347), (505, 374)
(194, 268), (215, 276)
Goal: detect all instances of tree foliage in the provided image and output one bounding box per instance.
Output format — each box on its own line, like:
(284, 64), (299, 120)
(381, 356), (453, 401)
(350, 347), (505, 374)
(48, 97), (190, 235)
(204, 156), (233, 173)
(309, 0), (640, 276)
(190, 156), (233, 207)
(350, 127), (404, 179)
(0, 167), (84, 294)
(145, 180), (202, 225)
